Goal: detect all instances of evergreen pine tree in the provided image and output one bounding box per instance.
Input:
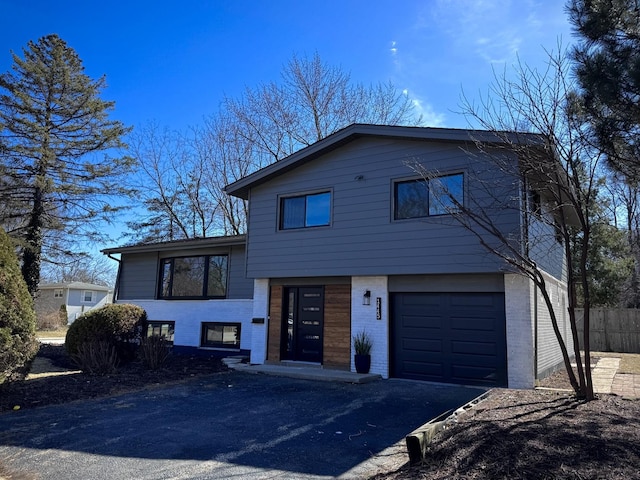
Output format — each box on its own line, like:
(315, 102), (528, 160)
(567, 0), (640, 180)
(0, 227), (38, 382)
(0, 34), (133, 296)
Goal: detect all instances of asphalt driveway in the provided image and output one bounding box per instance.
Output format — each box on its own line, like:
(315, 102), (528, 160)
(0, 371), (485, 479)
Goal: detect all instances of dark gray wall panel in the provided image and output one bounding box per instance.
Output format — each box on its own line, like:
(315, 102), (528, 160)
(118, 252), (158, 299)
(118, 245), (252, 300)
(245, 137), (522, 278)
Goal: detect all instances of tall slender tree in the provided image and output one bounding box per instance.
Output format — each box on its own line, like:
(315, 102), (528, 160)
(0, 34), (133, 296)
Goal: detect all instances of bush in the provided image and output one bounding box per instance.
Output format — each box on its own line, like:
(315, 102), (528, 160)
(59, 304), (68, 326)
(71, 341), (119, 375)
(65, 304), (146, 370)
(37, 308), (65, 331)
(0, 228), (38, 383)
(140, 335), (170, 370)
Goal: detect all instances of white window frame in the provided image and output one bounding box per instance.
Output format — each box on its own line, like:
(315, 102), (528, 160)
(54, 289), (64, 298)
(82, 290), (95, 303)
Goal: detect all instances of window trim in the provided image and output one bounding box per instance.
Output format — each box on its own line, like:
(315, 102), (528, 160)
(158, 254), (229, 300)
(392, 172), (465, 221)
(53, 289), (64, 298)
(200, 322), (242, 350)
(278, 189), (333, 230)
(146, 321), (175, 345)
(81, 290), (95, 303)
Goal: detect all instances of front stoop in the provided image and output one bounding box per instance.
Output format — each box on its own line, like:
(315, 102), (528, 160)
(227, 362), (381, 384)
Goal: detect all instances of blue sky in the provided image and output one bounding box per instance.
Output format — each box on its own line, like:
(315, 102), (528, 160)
(1, 0), (574, 132)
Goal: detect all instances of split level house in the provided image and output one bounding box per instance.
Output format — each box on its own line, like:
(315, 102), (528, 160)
(102, 124), (572, 389)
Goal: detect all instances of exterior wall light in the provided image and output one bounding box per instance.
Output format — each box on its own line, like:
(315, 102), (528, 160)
(363, 290), (371, 305)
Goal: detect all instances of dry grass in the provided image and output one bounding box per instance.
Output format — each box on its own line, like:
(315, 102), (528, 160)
(35, 327), (68, 338)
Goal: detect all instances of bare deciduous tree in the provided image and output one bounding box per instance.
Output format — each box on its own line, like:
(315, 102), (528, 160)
(412, 48), (598, 399)
(127, 53), (423, 242)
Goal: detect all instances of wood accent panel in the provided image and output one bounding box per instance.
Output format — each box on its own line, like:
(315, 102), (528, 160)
(268, 285), (283, 362)
(323, 284), (351, 369)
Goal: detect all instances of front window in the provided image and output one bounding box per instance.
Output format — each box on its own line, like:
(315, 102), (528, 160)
(159, 255), (228, 299)
(201, 322), (241, 349)
(54, 289), (64, 298)
(394, 173), (464, 219)
(82, 290), (95, 303)
(280, 191), (331, 229)
(146, 321), (175, 345)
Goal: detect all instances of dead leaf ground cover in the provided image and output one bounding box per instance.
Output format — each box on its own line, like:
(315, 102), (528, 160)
(0, 343), (229, 413)
(373, 355), (640, 480)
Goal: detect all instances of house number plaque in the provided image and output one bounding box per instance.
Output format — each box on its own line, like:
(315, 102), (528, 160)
(376, 297), (381, 320)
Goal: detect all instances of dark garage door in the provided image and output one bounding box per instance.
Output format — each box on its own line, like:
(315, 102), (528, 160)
(391, 292), (507, 387)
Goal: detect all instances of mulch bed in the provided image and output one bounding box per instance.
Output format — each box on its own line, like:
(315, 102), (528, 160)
(373, 359), (640, 480)
(0, 344), (229, 413)
(373, 388), (640, 480)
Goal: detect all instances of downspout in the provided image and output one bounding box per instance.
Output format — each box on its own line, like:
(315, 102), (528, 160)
(534, 283), (538, 383)
(106, 253), (121, 303)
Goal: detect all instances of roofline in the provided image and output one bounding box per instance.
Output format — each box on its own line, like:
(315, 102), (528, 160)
(39, 282), (111, 291)
(224, 123), (545, 200)
(101, 234), (246, 255)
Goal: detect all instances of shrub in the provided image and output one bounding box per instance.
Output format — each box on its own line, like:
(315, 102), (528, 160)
(0, 228), (38, 383)
(71, 341), (119, 375)
(140, 335), (170, 370)
(65, 303), (146, 369)
(36, 306), (67, 331)
(59, 304), (68, 326)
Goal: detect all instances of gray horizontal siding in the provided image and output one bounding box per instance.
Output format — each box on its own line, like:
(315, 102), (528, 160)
(117, 244), (252, 300)
(227, 244), (253, 299)
(118, 252), (158, 300)
(388, 274), (505, 292)
(245, 137), (522, 278)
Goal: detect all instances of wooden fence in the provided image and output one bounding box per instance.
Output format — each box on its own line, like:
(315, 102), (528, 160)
(575, 308), (640, 353)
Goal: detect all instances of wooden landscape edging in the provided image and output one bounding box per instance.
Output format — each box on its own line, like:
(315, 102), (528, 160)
(405, 391), (490, 466)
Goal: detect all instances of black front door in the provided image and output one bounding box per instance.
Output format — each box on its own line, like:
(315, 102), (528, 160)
(282, 287), (324, 363)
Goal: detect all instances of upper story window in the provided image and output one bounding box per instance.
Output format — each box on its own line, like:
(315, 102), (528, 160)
(82, 290), (95, 303)
(54, 289), (64, 298)
(280, 191), (331, 230)
(159, 255), (228, 299)
(394, 173), (464, 220)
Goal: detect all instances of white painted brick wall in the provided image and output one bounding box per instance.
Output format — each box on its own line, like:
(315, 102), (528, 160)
(250, 279), (270, 364)
(504, 271), (570, 387)
(123, 299), (253, 350)
(535, 271), (570, 376)
(351, 276), (389, 378)
(504, 273), (535, 389)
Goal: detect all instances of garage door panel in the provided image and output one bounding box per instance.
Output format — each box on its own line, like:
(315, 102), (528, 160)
(452, 364), (499, 382)
(401, 314), (442, 329)
(403, 361), (443, 378)
(450, 316), (497, 332)
(448, 293), (498, 307)
(392, 292), (507, 387)
(403, 338), (442, 352)
(451, 340), (497, 356)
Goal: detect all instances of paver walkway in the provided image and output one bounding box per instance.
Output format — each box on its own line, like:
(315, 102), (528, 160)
(611, 373), (640, 398)
(592, 356), (640, 399)
(592, 357), (620, 394)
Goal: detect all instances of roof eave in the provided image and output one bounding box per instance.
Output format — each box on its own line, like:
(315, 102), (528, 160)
(101, 234), (246, 255)
(223, 123), (544, 199)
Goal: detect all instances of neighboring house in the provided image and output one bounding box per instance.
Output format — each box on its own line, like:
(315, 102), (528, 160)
(104, 124), (572, 389)
(36, 282), (113, 324)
